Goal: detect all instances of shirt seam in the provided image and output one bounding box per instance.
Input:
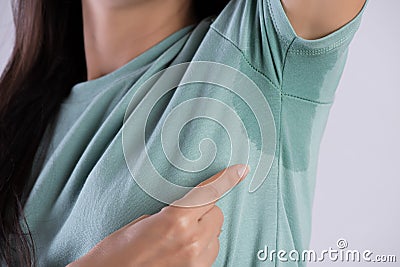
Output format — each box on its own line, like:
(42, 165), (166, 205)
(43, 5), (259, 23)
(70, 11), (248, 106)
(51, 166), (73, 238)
(280, 30), (335, 105)
(272, 26), (294, 267)
(281, 93), (333, 105)
(211, 24), (333, 105)
(210, 26), (281, 92)
(274, 92), (283, 267)
(266, 0), (359, 55)
(287, 29), (358, 56)
(266, 0), (291, 46)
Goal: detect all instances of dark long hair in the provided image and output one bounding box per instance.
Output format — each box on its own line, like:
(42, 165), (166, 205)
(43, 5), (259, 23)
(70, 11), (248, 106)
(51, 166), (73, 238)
(0, 0), (230, 266)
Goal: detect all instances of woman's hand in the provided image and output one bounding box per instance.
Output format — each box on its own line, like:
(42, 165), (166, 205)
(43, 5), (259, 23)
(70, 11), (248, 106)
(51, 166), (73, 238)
(67, 164), (249, 267)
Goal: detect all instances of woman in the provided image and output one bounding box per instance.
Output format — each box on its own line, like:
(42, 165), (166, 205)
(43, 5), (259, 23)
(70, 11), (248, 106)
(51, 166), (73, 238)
(0, 0), (367, 266)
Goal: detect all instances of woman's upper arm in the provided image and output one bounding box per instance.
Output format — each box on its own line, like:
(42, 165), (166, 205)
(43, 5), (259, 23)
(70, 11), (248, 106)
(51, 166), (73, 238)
(280, 0), (367, 40)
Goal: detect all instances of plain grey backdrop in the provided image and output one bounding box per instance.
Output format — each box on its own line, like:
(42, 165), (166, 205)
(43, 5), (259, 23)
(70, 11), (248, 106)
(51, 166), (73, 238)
(0, 0), (398, 266)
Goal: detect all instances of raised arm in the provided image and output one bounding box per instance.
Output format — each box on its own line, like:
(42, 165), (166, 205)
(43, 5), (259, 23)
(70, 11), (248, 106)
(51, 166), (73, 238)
(281, 0), (367, 40)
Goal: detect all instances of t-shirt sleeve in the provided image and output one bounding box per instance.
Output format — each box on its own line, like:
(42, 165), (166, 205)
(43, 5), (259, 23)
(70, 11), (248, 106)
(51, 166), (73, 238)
(212, 0), (368, 103)
(265, 0), (368, 103)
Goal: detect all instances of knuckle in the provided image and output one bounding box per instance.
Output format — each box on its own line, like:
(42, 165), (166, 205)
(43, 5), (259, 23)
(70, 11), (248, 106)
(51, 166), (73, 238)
(163, 208), (189, 230)
(174, 215), (191, 232)
(160, 205), (171, 214)
(184, 241), (202, 259)
(158, 208), (172, 224)
(187, 232), (202, 244)
(162, 214), (176, 230)
(165, 215), (193, 243)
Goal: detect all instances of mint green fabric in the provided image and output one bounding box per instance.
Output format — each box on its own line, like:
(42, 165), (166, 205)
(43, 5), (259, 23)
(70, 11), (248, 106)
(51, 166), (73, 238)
(24, 0), (367, 266)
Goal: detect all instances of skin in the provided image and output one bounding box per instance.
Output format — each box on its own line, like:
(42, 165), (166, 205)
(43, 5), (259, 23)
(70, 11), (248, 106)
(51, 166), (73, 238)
(82, 0), (197, 80)
(72, 0), (367, 266)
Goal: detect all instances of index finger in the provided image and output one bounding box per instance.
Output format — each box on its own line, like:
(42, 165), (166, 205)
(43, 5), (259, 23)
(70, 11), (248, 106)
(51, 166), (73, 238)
(170, 164), (249, 219)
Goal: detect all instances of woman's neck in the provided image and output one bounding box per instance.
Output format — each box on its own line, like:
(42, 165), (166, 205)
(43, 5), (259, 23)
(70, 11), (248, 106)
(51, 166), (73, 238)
(82, 0), (196, 80)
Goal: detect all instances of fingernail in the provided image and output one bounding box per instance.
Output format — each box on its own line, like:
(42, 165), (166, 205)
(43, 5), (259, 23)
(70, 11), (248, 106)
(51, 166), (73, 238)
(237, 164), (249, 178)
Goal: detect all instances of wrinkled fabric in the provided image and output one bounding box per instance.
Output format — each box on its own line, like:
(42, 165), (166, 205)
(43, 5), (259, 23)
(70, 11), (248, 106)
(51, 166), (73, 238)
(24, 0), (366, 266)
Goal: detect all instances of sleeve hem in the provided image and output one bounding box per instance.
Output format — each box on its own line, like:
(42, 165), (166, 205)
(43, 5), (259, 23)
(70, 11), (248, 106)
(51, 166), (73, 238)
(266, 0), (368, 55)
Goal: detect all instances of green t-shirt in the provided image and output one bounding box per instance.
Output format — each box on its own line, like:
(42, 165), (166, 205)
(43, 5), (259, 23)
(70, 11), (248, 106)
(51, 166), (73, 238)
(24, 0), (366, 266)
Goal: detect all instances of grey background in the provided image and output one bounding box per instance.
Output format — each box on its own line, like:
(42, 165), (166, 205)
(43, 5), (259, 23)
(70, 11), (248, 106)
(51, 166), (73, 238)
(308, 0), (400, 266)
(0, 0), (399, 266)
